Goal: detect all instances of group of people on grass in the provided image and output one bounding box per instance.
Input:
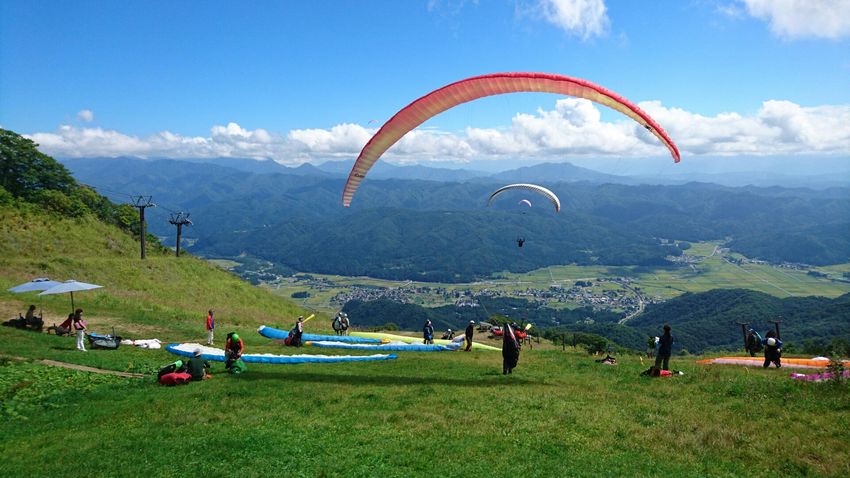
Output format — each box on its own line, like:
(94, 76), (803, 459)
(2, 304), (44, 331)
(425, 318), (518, 372)
(19, 302), (787, 383)
(423, 319), (476, 353)
(158, 325), (245, 385)
(646, 323), (783, 376)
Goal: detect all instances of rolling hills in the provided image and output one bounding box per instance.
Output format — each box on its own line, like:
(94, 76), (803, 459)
(62, 157), (850, 282)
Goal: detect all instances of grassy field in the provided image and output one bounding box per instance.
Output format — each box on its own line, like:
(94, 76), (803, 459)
(1, 325), (848, 478)
(0, 207), (307, 337)
(2, 208), (849, 477)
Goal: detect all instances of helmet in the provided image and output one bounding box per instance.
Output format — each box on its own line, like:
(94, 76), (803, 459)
(767, 338), (776, 346)
(174, 360), (183, 368)
(232, 333), (240, 341)
(194, 349), (202, 357)
(447, 329), (452, 332)
(469, 320), (475, 324)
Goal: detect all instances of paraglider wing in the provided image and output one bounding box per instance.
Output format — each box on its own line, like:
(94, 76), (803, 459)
(518, 199), (532, 208)
(343, 72), (681, 207)
(488, 183), (561, 212)
(502, 324), (520, 370)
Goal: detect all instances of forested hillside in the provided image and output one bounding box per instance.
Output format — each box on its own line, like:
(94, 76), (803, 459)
(630, 288), (850, 353)
(343, 289), (850, 354)
(64, 157), (850, 282)
(0, 129), (304, 330)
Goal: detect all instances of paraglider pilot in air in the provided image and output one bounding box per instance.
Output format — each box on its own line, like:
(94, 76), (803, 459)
(517, 238), (525, 248)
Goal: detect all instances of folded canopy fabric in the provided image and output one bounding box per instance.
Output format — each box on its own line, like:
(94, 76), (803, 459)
(696, 357), (850, 369)
(307, 340), (460, 352)
(258, 325), (383, 344)
(166, 343), (397, 364)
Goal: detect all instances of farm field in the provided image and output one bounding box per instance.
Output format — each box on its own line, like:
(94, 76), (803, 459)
(256, 241), (850, 315)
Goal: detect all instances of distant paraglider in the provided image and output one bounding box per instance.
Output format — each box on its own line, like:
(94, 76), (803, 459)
(486, 184), (559, 248)
(487, 183), (561, 212)
(343, 72), (681, 207)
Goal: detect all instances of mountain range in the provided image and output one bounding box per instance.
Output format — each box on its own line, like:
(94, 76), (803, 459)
(60, 156), (850, 281)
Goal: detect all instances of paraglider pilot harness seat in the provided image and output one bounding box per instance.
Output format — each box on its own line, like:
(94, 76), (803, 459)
(87, 329), (122, 350)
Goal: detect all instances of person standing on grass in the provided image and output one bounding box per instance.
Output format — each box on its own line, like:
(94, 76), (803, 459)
(465, 320), (475, 352)
(654, 325), (673, 372)
(73, 308), (86, 352)
(502, 323), (520, 374)
(762, 330), (782, 368)
(340, 313), (350, 336)
(423, 320), (434, 345)
(205, 309), (215, 345)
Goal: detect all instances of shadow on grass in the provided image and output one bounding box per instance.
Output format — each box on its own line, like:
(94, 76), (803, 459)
(232, 369), (542, 388)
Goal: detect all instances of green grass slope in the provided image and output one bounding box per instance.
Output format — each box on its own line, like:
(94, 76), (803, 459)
(1, 330), (848, 478)
(0, 204), (307, 340)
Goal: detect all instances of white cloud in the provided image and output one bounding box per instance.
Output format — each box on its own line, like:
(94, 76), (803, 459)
(537, 0), (609, 40)
(23, 99), (850, 164)
(642, 100), (850, 156)
(739, 0), (850, 39)
(76, 109), (94, 122)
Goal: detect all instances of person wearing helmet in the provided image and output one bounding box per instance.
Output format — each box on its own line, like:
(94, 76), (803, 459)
(464, 320), (475, 352)
(441, 328), (454, 340)
(225, 333), (244, 370)
(186, 349), (210, 381)
(762, 330), (782, 368)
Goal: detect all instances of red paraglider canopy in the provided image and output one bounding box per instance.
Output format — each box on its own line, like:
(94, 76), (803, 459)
(343, 72), (681, 207)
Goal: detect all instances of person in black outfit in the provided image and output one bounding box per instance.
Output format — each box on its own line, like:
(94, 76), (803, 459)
(502, 323), (520, 374)
(464, 320), (475, 352)
(290, 317), (304, 347)
(654, 324), (673, 371)
(517, 238), (525, 248)
(762, 330), (782, 368)
(423, 320), (434, 344)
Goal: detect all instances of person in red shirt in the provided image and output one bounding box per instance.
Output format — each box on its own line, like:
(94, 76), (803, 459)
(205, 309), (215, 345)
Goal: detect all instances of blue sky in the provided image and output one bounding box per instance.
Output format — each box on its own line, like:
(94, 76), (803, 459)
(1, 0), (849, 169)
